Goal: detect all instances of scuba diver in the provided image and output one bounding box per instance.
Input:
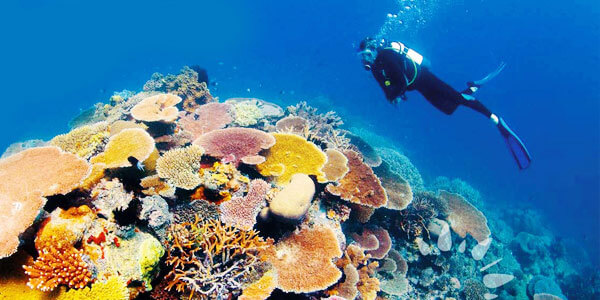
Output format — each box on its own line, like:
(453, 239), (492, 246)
(358, 37), (531, 169)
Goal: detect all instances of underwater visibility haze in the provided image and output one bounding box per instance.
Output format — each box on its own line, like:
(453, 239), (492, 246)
(0, 0), (598, 299)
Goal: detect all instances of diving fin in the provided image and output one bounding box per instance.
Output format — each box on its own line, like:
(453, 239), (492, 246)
(464, 62), (507, 95)
(497, 117), (531, 170)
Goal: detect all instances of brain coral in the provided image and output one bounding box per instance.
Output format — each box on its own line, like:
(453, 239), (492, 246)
(179, 102), (233, 139)
(50, 122), (109, 160)
(268, 173), (315, 223)
(373, 161), (413, 211)
(267, 225), (342, 293)
(90, 128), (155, 168)
(156, 145), (205, 190)
(130, 93), (182, 123)
(322, 148), (350, 182)
(257, 133), (327, 185)
(439, 190), (490, 243)
(194, 128), (275, 166)
(326, 150), (387, 208)
(0, 147), (91, 259)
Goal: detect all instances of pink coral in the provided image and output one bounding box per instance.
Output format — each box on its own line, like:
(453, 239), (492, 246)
(0, 147), (91, 259)
(179, 103), (233, 140)
(352, 227), (392, 259)
(219, 179), (269, 230)
(193, 128), (276, 166)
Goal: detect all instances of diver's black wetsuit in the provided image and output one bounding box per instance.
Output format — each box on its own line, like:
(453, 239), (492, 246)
(371, 48), (492, 117)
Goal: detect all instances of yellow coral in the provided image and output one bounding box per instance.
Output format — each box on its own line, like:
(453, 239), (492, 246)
(91, 128), (156, 168)
(56, 276), (129, 300)
(109, 120), (148, 136)
(257, 133), (327, 185)
(50, 122), (110, 160)
(35, 205), (95, 249)
(156, 145), (205, 190)
(240, 270), (278, 300)
(79, 163), (106, 190)
(0, 251), (59, 300)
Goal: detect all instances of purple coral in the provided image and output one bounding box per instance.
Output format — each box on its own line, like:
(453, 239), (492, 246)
(219, 179), (269, 230)
(179, 103), (233, 140)
(193, 128), (275, 166)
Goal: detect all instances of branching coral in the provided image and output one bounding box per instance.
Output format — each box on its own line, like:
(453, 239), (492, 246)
(194, 128), (275, 166)
(131, 93), (182, 123)
(286, 101), (348, 149)
(23, 239), (94, 292)
(0, 147), (91, 259)
(326, 150), (387, 208)
(164, 218), (272, 299)
(179, 102), (233, 139)
(266, 225), (342, 293)
(143, 67), (215, 112)
(439, 190), (490, 243)
(156, 145), (205, 190)
(398, 191), (441, 239)
(50, 122), (110, 160)
(257, 133), (327, 185)
(198, 161), (249, 192)
(90, 128), (156, 168)
(220, 179), (269, 230)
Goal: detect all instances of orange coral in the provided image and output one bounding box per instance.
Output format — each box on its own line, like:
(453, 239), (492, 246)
(326, 150), (387, 208)
(140, 175), (176, 198)
(131, 93), (182, 123)
(239, 270), (278, 300)
(0, 147), (91, 259)
(35, 206), (95, 250)
(91, 128), (156, 169)
(330, 244), (380, 300)
(439, 190), (490, 243)
(267, 225), (342, 293)
(23, 240), (94, 291)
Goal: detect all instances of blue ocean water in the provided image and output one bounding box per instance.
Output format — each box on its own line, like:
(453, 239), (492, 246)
(0, 0), (598, 281)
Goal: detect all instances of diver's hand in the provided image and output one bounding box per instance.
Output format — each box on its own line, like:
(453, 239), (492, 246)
(400, 94), (408, 101)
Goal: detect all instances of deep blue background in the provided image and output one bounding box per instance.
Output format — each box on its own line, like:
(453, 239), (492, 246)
(0, 0), (598, 263)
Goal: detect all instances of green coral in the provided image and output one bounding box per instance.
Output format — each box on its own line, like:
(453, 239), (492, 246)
(139, 236), (165, 289)
(57, 276), (129, 300)
(233, 102), (263, 126)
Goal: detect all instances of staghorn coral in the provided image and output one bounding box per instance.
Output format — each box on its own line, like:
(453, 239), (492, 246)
(439, 190), (490, 243)
(326, 150), (388, 208)
(156, 145), (205, 190)
(398, 191), (441, 239)
(257, 133), (327, 185)
(56, 276), (129, 300)
(164, 218), (271, 299)
(239, 270), (278, 300)
(322, 148), (350, 182)
(220, 179), (269, 230)
(90, 128), (156, 169)
(266, 225), (342, 293)
(194, 127), (275, 166)
(268, 173), (315, 223)
(23, 239), (94, 292)
(179, 102), (233, 139)
(374, 161), (413, 211)
(0, 146), (91, 259)
(131, 93), (182, 123)
(50, 122), (110, 160)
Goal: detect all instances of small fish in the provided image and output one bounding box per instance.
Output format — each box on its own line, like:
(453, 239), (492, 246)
(127, 156), (145, 171)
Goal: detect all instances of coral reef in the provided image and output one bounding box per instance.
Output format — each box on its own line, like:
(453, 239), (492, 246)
(131, 93), (182, 123)
(322, 148), (350, 182)
(267, 173), (315, 223)
(91, 128), (156, 169)
(376, 147), (424, 191)
(220, 179), (269, 230)
(50, 122), (110, 160)
(439, 190), (490, 243)
(143, 67), (215, 112)
(374, 160), (413, 211)
(156, 145), (204, 190)
(179, 102), (233, 139)
(56, 276), (129, 300)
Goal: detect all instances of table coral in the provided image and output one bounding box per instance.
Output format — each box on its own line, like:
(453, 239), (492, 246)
(239, 270), (278, 300)
(374, 161), (413, 211)
(322, 148), (350, 182)
(257, 133), (327, 185)
(275, 115), (309, 136)
(131, 93), (182, 123)
(194, 127), (275, 166)
(439, 190), (490, 243)
(164, 218), (271, 299)
(0, 146), (91, 259)
(56, 276), (129, 300)
(50, 122), (110, 160)
(266, 225), (342, 293)
(23, 240), (94, 292)
(326, 150), (387, 208)
(91, 128), (156, 169)
(220, 179), (269, 230)
(352, 227), (392, 259)
(179, 102), (233, 139)
(156, 145), (205, 190)
(376, 147), (424, 192)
